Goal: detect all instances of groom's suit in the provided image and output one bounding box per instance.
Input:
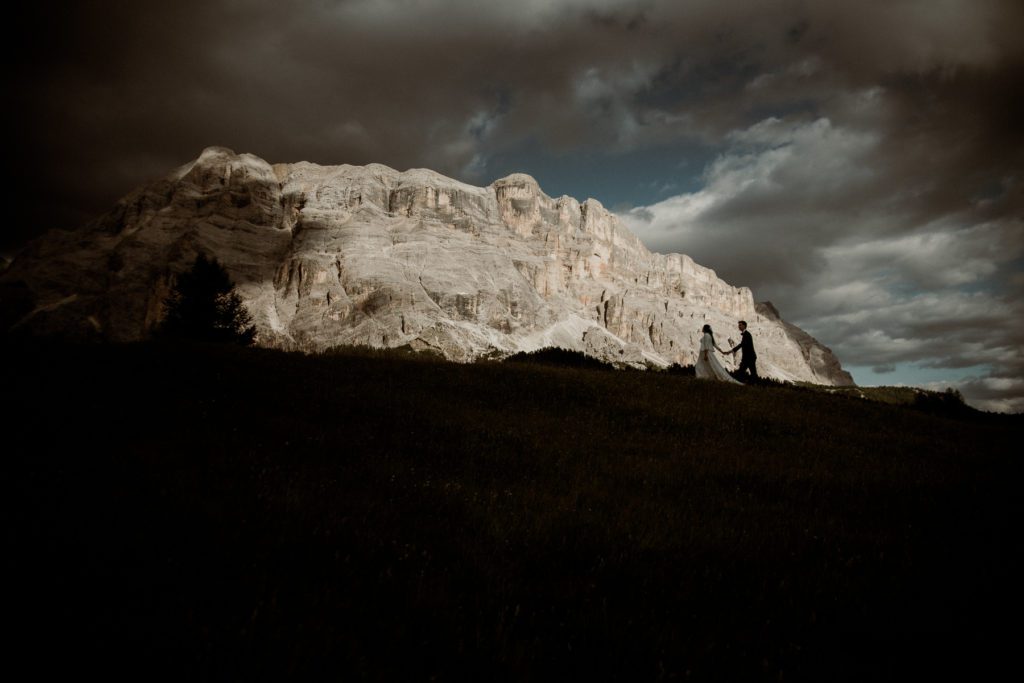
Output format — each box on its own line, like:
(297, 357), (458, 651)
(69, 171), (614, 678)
(729, 330), (758, 380)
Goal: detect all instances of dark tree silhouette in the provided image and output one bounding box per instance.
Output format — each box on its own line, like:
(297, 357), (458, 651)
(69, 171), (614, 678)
(157, 254), (256, 345)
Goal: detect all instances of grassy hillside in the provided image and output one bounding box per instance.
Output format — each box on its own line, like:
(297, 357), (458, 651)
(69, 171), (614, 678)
(7, 341), (1021, 680)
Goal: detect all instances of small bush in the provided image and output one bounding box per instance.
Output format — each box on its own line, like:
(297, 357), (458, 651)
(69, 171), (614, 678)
(913, 386), (970, 417)
(318, 343), (444, 362)
(503, 346), (611, 371)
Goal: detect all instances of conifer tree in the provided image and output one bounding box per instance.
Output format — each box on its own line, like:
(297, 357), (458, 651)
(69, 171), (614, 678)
(157, 254), (255, 345)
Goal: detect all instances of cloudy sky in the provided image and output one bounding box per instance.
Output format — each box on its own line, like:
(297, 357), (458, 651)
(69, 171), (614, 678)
(11, 0), (1023, 411)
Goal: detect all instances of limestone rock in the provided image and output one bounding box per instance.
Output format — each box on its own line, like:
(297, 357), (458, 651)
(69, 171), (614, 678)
(1, 146), (853, 384)
(755, 302), (854, 386)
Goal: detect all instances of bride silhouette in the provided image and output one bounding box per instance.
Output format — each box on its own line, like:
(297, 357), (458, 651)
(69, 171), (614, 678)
(695, 324), (741, 384)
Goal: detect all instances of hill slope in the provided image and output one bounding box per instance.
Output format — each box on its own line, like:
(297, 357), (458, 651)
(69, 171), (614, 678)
(7, 342), (1017, 679)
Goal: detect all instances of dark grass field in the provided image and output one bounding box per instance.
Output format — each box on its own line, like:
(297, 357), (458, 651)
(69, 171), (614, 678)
(7, 341), (1021, 680)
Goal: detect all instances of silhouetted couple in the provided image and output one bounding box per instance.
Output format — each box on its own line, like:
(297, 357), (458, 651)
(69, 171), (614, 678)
(695, 321), (758, 384)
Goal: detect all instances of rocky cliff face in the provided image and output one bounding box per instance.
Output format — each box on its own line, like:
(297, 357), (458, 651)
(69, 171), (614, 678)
(755, 302), (855, 386)
(1, 146), (853, 385)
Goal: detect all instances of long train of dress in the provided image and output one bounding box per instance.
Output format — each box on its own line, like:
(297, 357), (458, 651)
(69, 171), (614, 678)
(695, 332), (741, 384)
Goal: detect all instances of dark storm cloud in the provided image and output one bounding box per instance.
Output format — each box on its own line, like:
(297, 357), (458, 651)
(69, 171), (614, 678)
(11, 0), (1024, 409)
(13, 0), (669, 241)
(16, 0), (1022, 237)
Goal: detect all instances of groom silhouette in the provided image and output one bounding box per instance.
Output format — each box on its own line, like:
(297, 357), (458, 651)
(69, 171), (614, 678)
(728, 320), (758, 381)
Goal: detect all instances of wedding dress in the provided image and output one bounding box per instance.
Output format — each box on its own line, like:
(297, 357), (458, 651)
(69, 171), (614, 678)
(695, 332), (742, 384)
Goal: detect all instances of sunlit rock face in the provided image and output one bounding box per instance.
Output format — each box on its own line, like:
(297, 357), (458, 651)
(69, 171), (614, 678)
(1, 147), (853, 385)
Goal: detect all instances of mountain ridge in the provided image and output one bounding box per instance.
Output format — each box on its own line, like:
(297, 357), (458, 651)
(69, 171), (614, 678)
(1, 146), (853, 385)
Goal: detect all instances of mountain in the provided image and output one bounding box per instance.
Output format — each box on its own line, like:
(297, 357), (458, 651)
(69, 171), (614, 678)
(755, 302), (854, 386)
(1, 146), (853, 385)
